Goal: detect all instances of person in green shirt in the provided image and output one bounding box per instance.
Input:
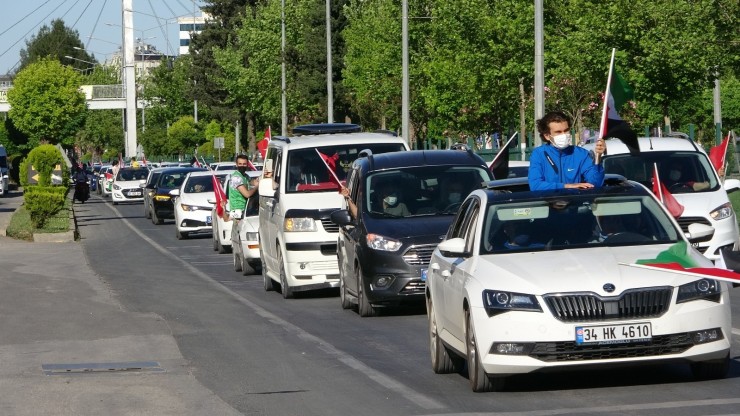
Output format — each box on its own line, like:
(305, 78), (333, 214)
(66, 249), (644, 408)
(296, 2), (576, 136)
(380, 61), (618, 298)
(227, 154), (259, 221)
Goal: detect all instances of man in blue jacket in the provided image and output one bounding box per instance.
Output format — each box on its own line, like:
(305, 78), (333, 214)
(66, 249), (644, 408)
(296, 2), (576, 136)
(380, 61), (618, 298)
(528, 111), (605, 190)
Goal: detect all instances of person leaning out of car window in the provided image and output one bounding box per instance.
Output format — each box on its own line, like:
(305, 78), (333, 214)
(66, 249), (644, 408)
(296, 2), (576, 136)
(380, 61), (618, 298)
(528, 111), (605, 191)
(226, 154), (259, 221)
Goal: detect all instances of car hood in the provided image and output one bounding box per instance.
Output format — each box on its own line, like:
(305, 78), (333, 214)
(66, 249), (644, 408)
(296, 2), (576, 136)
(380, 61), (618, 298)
(178, 192), (215, 207)
(114, 180), (143, 189)
(473, 244), (713, 297)
(672, 190), (729, 221)
(365, 215), (453, 243)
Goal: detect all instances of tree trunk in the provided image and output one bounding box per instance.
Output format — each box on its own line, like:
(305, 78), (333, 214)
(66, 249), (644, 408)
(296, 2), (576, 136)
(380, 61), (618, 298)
(247, 112), (256, 156)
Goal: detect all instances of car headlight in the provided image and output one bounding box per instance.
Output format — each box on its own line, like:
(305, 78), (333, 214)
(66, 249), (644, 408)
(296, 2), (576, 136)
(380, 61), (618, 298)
(709, 202), (733, 221)
(246, 232), (259, 241)
(180, 203), (196, 212)
(677, 278), (721, 303)
(482, 290), (542, 316)
(113, 184), (121, 190)
(284, 217), (316, 232)
(366, 233), (402, 251)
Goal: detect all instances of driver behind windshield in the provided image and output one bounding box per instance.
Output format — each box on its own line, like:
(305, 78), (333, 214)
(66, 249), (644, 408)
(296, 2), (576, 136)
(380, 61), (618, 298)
(664, 161), (710, 192)
(377, 183), (410, 217)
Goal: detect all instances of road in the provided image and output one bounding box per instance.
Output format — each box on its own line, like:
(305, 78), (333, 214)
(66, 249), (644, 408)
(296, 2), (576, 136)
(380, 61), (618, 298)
(75, 194), (740, 416)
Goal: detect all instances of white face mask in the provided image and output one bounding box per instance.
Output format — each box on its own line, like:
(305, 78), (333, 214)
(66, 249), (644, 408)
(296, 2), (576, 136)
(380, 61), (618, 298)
(448, 192), (461, 204)
(384, 195), (398, 206)
(669, 170), (681, 182)
(551, 133), (572, 149)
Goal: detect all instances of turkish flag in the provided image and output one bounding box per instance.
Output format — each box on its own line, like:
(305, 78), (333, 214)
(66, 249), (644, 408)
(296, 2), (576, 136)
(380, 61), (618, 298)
(257, 126), (271, 160)
(315, 149), (341, 187)
(652, 163), (684, 218)
(709, 133), (730, 174)
(212, 173), (227, 218)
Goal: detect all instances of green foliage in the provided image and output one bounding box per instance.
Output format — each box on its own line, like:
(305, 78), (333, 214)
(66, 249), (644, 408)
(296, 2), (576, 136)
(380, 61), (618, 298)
(76, 109), (124, 161)
(23, 185), (67, 229)
(8, 58), (87, 147)
(197, 120), (236, 157)
(19, 144), (64, 187)
(168, 116), (202, 155)
(18, 19), (96, 73)
(140, 55), (197, 127)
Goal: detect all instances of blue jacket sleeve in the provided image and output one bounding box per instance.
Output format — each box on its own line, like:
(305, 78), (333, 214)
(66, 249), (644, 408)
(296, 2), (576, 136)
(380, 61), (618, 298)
(528, 148), (563, 191)
(580, 153), (605, 187)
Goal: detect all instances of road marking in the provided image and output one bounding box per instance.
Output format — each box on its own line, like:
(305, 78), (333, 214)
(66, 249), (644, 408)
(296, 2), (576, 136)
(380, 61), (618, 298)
(111, 205), (446, 411)
(426, 398), (740, 416)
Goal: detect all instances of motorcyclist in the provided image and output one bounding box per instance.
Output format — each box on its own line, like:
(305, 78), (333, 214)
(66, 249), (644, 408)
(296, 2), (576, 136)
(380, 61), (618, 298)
(73, 166), (90, 203)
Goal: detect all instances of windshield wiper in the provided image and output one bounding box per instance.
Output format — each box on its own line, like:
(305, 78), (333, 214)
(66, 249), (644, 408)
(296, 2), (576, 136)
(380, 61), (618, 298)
(369, 210), (403, 218)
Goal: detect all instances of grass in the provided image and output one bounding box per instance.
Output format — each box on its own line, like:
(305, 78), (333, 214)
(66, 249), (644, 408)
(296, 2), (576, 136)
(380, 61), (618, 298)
(6, 195), (72, 241)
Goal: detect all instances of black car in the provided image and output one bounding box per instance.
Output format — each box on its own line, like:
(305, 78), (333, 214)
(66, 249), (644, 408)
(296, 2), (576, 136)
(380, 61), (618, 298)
(330, 150), (493, 316)
(147, 167), (206, 224)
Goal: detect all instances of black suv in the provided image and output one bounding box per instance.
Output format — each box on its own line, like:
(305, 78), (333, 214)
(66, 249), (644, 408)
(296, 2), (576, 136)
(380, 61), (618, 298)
(330, 150), (492, 316)
(147, 167), (206, 224)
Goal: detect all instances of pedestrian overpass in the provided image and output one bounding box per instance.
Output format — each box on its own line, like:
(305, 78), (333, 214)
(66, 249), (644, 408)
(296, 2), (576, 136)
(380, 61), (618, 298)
(0, 85), (144, 111)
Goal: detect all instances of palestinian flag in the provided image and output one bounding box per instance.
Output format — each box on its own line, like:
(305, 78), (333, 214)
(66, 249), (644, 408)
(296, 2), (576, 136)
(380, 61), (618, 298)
(624, 241), (740, 284)
(599, 49), (638, 155)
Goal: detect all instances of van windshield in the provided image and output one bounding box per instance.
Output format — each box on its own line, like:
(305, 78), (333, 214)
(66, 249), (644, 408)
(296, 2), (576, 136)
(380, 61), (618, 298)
(286, 143), (405, 193)
(604, 151), (720, 194)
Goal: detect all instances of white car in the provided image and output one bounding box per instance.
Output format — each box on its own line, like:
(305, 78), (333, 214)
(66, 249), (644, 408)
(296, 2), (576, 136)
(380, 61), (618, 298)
(171, 171), (229, 240)
(584, 136), (740, 262)
(427, 177), (731, 392)
(231, 171), (263, 275)
(111, 167), (150, 204)
(210, 170), (236, 253)
(214, 162), (237, 171)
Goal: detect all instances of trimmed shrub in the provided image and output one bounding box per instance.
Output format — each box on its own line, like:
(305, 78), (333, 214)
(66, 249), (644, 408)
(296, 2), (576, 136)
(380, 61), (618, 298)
(24, 185), (66, 228)
(19, 144), (65, 187)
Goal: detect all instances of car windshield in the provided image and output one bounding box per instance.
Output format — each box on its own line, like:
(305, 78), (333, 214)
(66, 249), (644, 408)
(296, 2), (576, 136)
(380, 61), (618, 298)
(481, 193), (681, 254)
(184, 176), (215, 193)
(286, 143), (406, 193)
(366, 166), (490, 218)
(116, 168), (149, 181)
(603, 151), (719, 194)
(159, 172), (190, 189)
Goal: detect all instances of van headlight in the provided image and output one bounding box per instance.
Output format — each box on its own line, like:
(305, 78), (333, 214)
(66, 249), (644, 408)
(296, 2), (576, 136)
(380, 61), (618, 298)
(482, 290), (542, 316)
(366, 234), (402, 251)
(710, 202), (733, 221)
(677, 279), (721, 303)
(284, 217), (316, 232)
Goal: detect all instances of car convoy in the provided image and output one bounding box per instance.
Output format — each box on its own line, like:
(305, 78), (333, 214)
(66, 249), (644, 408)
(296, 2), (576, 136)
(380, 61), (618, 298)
(92, 124), (736, 392)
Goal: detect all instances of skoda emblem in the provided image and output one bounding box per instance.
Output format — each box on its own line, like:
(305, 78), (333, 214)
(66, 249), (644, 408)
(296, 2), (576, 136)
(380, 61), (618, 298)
(603, 283), (616, 293)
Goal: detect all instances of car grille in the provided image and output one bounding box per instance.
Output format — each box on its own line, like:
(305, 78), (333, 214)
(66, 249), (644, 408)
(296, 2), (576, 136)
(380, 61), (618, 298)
(676, 216), (711, 233)
(400, 280), (426, 294)
(321, 218), (339, 233)
(544, 287), (672, 322)
(402, 244), (437, 266)
(529, 333), (693, 362)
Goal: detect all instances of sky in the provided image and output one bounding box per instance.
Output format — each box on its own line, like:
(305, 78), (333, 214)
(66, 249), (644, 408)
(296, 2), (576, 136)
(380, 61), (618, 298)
(0, 0), (206, 75)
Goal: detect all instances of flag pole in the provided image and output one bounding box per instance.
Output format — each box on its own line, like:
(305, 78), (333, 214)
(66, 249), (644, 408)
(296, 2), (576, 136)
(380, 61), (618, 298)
(315, 149), (341, 185)
(489, 132), (518, 168)
(653, 163), (664, 204)
(599, 48), (616, 141)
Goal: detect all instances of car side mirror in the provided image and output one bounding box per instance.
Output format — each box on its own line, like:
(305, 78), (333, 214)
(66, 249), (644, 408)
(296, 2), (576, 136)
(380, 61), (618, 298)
(169, 189), (181, 197)
(685, 223), (714, 243)
(259, 177), (275, 198)
(437, 238), (468, 258)
(723, 178), (740, 193)
(330, 209), (353, 226)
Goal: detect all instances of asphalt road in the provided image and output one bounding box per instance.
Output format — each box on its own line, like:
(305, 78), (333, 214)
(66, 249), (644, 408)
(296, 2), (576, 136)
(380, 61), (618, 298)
(76, 194), (740, 416)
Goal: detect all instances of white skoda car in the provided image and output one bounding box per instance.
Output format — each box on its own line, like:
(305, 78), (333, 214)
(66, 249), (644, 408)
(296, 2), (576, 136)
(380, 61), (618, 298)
(427, 177), (732, 392)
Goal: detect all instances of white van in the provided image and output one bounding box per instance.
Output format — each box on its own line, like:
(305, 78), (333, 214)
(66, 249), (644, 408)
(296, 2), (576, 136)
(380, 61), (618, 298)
(588, 136), (740, 261)
(0, 145), (8, 196)
(258, 124), (409, 298)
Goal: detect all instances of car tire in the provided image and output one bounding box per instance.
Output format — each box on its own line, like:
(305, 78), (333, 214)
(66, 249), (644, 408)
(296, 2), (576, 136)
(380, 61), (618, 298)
(152, 209), (163, 225)
(691, 353), (730, 380)
(144, 204), (151, 219)
(176, 228), (188, 240)
(233, 250), (243, 272)
(113, 201), (118, 205)
(262, 252), (275, 291)
(278, 249), (293, 299)
(212, 223), (219, 251)
(339, 271), (352, 310)
(217, 236), (229, 254)
(466, 310), (504, 392)
(241, 255), (255, 276)
(357, 266), (376, 317)
(428, 297), (462, 374)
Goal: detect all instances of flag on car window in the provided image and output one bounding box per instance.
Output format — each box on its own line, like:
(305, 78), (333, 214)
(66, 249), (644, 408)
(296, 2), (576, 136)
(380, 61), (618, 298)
(257, 126), (271, 160)
(624, 241), (740, 285)
(709, 133), (731, 175)
(489, 132), (517, 180)
(652, 163), (684, 218)
(315, 149), (342, 187)
(212, 173), (227, 218)
(599, 49), (638, 155)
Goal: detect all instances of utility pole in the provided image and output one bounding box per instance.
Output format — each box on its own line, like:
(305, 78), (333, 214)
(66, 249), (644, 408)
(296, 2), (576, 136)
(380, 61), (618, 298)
(401, 0), (409, 146)
(325, 0), (333, 123)
(122, 0), (137, 158)
(714, 75), (722, 144)
(533, 0), (544, 148)
(281, 0), (287, 136)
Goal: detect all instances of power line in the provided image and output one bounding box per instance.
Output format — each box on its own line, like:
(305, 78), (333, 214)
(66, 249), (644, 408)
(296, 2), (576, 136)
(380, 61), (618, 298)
(0, 0), (54, 38)
(86, 0), (109, 50)
(0, 0), (71, 70)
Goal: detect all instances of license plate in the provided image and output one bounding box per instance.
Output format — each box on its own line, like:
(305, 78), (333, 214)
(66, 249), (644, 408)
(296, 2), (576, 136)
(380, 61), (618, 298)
(575, 322), (651, 345)
(420, 268), (427, 281)
(206, 216), (212, 225)
(129, 191), (141, 196)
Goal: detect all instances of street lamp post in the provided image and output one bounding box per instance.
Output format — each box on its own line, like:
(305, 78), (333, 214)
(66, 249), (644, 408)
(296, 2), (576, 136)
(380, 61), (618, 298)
(122, 0), (138, 159)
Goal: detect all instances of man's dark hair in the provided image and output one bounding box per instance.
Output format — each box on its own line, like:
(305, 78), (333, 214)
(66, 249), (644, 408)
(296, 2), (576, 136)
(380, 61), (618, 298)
(236, 154), (249, 162)
(536, 111), (571, 140)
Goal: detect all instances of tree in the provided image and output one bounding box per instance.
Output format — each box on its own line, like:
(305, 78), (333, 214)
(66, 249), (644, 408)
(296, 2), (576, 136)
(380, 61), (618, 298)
(18, 19), (96, 73)
(7, 58), (87, 147)
(140, 55), (197, 128)
(168, 116), (202, 156)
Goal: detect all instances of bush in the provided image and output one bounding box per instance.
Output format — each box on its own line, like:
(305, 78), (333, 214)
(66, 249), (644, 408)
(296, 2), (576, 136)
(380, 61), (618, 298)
(24, 185), (66, 228)
(19, 144), (66, 187)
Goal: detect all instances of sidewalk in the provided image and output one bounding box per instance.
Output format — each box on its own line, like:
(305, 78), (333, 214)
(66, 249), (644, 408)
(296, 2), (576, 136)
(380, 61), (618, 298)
(0, 193), (240, 415)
